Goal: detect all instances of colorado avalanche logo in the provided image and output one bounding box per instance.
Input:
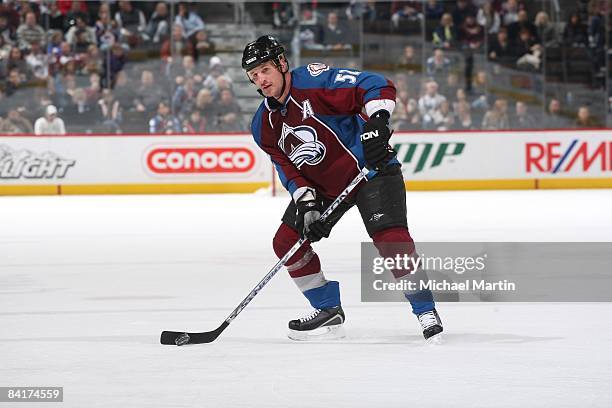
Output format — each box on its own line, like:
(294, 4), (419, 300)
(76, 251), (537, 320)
(307, 63), (329, 77)
(279, 123), (326, 168)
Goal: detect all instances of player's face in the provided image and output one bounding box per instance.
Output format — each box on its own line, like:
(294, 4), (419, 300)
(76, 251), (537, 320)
(247, 61), (283, 99)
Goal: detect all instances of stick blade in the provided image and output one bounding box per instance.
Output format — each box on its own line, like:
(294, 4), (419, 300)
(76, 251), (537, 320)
(160, 322), (228, 345)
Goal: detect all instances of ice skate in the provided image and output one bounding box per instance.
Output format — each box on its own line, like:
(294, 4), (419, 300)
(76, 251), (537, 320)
(288, 306), (346, 341)
(417, 309), (443, 344)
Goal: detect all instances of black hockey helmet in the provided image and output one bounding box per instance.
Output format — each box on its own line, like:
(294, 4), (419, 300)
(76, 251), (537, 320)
(242, 35), (285, 72)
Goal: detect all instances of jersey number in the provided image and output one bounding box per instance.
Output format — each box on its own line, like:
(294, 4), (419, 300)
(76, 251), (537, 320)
(334, 69), (361, 84)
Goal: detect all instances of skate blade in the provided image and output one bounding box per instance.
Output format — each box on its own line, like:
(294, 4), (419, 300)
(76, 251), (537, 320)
(288, 324), (346, 341)
(426, 332), (444, 346)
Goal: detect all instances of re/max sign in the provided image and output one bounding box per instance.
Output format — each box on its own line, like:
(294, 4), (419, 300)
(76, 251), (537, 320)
(526, 141), (612, 173)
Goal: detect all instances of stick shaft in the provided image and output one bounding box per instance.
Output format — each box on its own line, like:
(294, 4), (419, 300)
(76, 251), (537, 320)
(224, 167), (369, 325)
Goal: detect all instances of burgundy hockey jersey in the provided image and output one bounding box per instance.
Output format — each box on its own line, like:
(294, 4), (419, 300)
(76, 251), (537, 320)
(251, 63), (397, 200)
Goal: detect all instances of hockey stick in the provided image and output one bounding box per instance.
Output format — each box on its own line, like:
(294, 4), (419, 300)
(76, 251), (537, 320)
(160, 167), (370, 345)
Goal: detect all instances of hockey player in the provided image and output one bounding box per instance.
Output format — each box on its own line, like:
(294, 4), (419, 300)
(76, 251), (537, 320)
(243, 36), (443, 341)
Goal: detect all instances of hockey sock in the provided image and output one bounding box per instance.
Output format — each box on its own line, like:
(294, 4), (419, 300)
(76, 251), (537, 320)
(372, 227), (435, 315)
(273, 223), (340, 308)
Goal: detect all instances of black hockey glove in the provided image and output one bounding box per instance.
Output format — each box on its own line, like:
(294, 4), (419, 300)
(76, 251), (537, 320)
(295, 194), (331, 243)
(360, 110), (395, 171)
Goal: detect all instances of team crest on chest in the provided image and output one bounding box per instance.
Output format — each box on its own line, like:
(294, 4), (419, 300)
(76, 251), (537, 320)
(279, 123), (326, 168)
(302, 99), (314, 120)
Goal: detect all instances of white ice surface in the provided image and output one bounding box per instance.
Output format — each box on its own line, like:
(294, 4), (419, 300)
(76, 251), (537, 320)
(1, 190), (611, 407)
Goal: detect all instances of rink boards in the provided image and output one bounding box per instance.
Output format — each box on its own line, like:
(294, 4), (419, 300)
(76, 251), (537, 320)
(0, 129), (611, 195)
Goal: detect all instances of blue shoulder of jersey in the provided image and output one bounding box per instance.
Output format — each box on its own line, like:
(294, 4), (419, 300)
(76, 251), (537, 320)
(291, 64), (341, 90)
(250, 101), (267, 147)
(292, 64), (389, 99)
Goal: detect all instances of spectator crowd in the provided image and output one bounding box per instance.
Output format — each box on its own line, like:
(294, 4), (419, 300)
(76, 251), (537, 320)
(0, 0), (610, 134)
(0, 0), (244, 134)
(390, 0), (609, 131)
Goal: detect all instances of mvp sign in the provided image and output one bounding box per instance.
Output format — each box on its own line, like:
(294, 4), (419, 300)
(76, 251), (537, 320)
(393, 142), (465, 174)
